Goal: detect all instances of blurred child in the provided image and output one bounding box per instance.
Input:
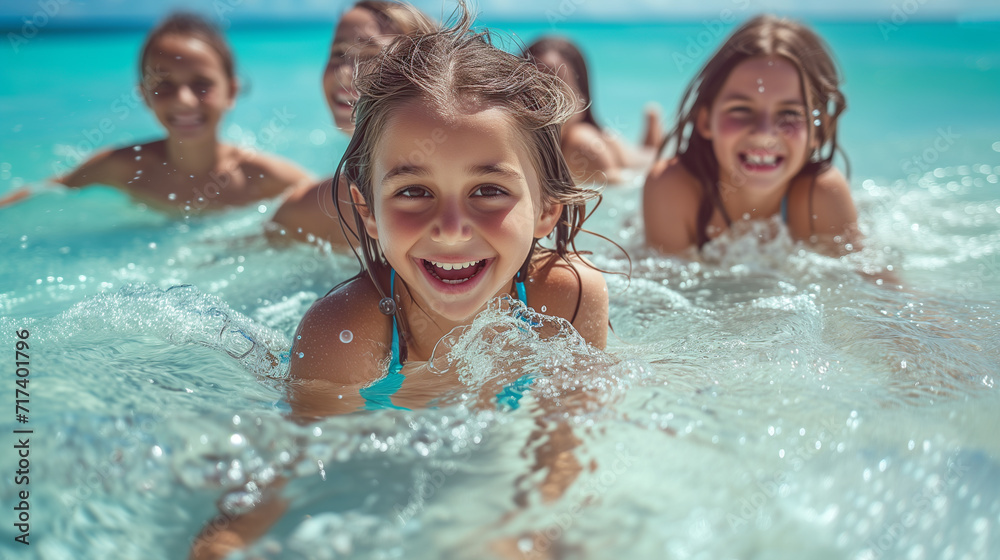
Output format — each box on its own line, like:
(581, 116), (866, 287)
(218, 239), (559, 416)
(643, 15), (857, 256)
(524, 36), (662, 185)
(266, 1), (435, 246)
(0, 13), (311, 215)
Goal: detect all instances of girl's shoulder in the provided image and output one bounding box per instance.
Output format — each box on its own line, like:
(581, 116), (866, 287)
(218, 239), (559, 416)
(229, 145), (313, 196)
(562, 121), (624, 184)
(57, 140), (166, 188)
(528, 252), (609, 349)
(289, 274), (392, 385)
(644, 157), (700, 195)
(788, 166), (856, 237)
(642, 157), (702, 254)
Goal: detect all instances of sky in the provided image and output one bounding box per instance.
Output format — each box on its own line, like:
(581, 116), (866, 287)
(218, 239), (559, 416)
(1, 0), (998, 29)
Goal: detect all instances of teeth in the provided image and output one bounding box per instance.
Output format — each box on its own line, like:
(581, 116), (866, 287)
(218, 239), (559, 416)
(745, 153), (777, 165)
(430, 260), (479, 271)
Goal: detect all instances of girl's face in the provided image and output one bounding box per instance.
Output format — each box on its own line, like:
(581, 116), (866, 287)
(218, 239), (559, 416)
(355, 99), (562, 323)
(697, 56), (812, 194)
(142, 34), (236, 141)
(323, 7), (384, 132)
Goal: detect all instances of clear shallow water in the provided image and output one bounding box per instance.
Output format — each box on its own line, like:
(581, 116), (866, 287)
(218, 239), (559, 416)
(1, 20), (999, 560)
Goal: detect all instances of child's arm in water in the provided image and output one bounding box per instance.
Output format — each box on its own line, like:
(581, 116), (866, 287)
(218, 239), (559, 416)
(266, 175), (358, 249)
(239, 148), (314, 200)
(0, 147), (131, 209)
(188, 481), (290, 560)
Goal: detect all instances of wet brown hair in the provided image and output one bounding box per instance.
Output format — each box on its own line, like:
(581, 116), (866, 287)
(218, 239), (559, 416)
(333, 3), (601, 324)
(523, 36), (600, 130)
(660, 14), (848, 246)
(139, 12), (235, 85)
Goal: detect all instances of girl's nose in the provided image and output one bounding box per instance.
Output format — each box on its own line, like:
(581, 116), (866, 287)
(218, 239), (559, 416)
(431, 199), (473, 245)
(753, 112), (776, 136)
(175, 84), (199, 107)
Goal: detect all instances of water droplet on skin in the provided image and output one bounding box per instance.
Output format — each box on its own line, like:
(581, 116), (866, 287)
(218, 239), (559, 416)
(136, 170), (142, 175)
(259, 174), (264, 178)
(758, 86), (765, 93)
(340, 330), (353, 343)
(133, 145), (141, 151)
(135, 156), (141, 161)
(298, 352), (305, 358)
(257, 205), (267, 213)
(767, 60), (774, 66)
(540, 305), (547, 312)
(168, 193), (176, 200)
(814, 119), (822, 126)
(812, 109), (821, 117)
(296, 335), (301, 340)
(189, 175), (194, 178)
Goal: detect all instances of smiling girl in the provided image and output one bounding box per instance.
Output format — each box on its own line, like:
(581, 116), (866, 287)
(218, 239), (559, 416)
(643, 15), (857, 256)
(190, 9), (609, 557)
(288, 8), (610, 417)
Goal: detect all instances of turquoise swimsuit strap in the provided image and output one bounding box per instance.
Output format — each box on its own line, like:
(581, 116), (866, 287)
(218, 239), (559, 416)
(515, 280), (527, 304)
(387, 269), (402, 375)
(358, 269), (406, 410)
(361, 273), (530, 411)
(780, 195), (789, 224)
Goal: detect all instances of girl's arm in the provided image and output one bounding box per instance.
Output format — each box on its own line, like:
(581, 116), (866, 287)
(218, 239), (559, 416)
(0, 150), (124, 209)
(190, 279), (387, 558)
(266, 176), (357, 249)
(56, 148), (127, 189)
(189, 480), (289, 560)
(243, 150), (315, 199)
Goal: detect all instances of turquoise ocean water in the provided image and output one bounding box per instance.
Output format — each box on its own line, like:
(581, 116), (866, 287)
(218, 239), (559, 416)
(1, 18), (999, 560)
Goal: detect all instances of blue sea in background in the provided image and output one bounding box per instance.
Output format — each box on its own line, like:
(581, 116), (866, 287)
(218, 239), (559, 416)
(1, 15), (999, 560)
(1, 20), (998, 193)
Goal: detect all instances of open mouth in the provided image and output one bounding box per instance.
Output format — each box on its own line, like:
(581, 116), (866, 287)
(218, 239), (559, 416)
(169, 113), (205, 128)
(331, 92), (355, 110)
(739, 151), (783, 171)
(421, 258), (488, 285)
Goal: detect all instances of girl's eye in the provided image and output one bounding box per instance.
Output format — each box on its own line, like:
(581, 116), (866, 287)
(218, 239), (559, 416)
(778, 110), (805, 122)
(152, 81), (176, 95)
(727, 106), (752, 115)
(472, 185), (507, 198)
(193, 80), (213, 95)
(396, 186), (429, 198)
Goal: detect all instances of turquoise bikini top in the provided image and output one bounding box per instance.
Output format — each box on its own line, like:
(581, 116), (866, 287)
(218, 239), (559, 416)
(358, 269), (530, 410)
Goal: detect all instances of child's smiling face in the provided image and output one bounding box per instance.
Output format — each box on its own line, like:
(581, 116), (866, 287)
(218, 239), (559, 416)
(697, 56), (812, 194)
(142, 34), (236, 141)
(323, 7), (385, 133)
(355, 99), (561, 324)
